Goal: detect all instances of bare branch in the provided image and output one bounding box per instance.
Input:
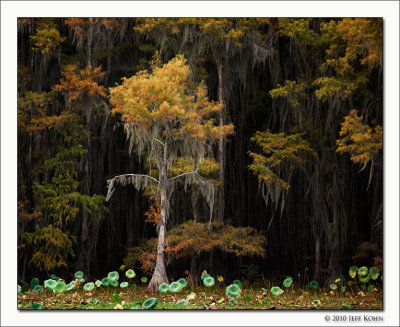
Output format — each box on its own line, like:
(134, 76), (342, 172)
(106, 173), (159, 201)
(168, 169), (199, 182)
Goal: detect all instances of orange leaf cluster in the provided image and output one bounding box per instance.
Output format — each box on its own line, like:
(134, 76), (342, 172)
(53, 64), (106, 101)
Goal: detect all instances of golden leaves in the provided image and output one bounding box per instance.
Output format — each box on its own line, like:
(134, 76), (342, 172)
(109, 55), (232, 143)
(336, 109), (382, 165)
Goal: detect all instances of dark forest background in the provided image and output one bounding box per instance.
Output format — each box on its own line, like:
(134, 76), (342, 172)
(17, 18), (383, 286)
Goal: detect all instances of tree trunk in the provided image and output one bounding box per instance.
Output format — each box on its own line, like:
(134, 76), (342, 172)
(188, 255), (199, 287)
(313, 235), (321, 281)
(148, 143), (169, 291)
(327, 170), (342, 283)
(215, 62), (225, 221)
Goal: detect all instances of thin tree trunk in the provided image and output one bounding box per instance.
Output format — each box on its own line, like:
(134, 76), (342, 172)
(148, 143), (169, 291)
(215, 62), (224, 222)
(313, 235), (321, 281)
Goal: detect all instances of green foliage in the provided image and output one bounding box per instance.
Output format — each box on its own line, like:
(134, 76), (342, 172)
(283, 277), (293, 288)
(309, 281), (319, 290)
(271, 286), (284, 296)
(142, 297), (158, 310)
(249, 130), (317, 191)
(278, 18), (324, 48)
(369, 267), (380, 280)
(44, 279), (57, 290)
(349, 266), (358, 278)
(74, 271), (84, 279)
(83, 282), (95, 292)
(330, 284), (337, 290)
(32, 285), (44, 295)
(29, 303), (44, 310)
(111, 293), (120, 302)
(357, 266), (368, 276)
(269, 80), (307, 109)
(176, 299), (189, 305)
(169, 281), (183, 293)
(158, 283), (169, 294)
(177, 278), (187, 288)
(53, 281), (67, 294)
(203, 277), (215, 287)
(125, 269), (136, 279)
(108, 271), (119, 281)
(30, 278), (40, 287)
(226, 284), (241, 298)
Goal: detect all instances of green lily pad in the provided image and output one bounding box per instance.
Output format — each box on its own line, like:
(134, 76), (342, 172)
(228, 298), (237, 304)
(369, 267), (380, 280)
(44, 279), (57, 290)
(232, 280), (241, 287)
(18, 285), (22, 294)
(158, 283), (169, 294)
(83, 282), (95, 292)
(53, 281), (67, 294)
(203, 276), (215, 287)
(283, 277), (293, 288)
(89, 298), (99, 304)
(349, 266), (358, 278)
(120, 282), (129, 288)
(74, 271), (84, 279)
(49, 274), (59, 281)
(110, 279), (119, 287)
(142, 297), (158, 310)
(359, 274), (370, 283)
(358, 266), (368, 276)
(108, 271), (119, 281)
(141, 276), (148, 283)
(330, 284), (337, 290)
(65, 282), (75, 291)
(95, 280), (102, 287)
(200, 273), (210, 281)
(176, 299), (189, 305)
(226, 284), (241, 298)
(30, 278), (40, 287)
(125, 269), (136, 279)
(112, 293), (120, 302)
(264, 297), (272, 303)
(29, 303), (44, 310)
(271, 286), (284, 296)
(169, 281), (183, 293)
(312, 299), (321, 307)
(177, 278), (187, 287)
(101, 277), (110, 287)
(32, 285), (44, 294)
(261, 287), (268, 292)
(367, 285), (374, 292)
(310, 281), (319, 290)
(186, 292), (196, 300)
(78, 278), (85, 283)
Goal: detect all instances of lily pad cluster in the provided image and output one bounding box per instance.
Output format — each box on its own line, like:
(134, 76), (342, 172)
(348, 265), (380, 292)
(226, 284), (241, 298)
